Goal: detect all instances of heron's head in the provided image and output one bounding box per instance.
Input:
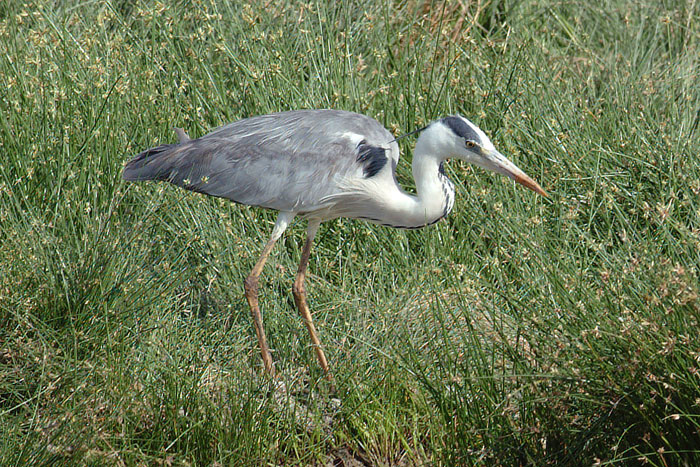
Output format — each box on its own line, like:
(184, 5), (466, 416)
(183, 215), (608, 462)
(420, 115), (547, 197)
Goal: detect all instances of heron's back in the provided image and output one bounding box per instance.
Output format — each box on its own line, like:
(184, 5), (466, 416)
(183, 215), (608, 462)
(122, 110), (399, 215)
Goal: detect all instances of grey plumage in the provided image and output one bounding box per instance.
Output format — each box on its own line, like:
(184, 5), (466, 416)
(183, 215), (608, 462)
(123, 109), (399, 216)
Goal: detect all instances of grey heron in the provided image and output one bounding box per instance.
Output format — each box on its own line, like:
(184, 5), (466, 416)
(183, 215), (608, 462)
(122, 109), (546, 380)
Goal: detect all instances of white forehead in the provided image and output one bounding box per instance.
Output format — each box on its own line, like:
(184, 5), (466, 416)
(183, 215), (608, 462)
(440, 115), (496, 151)
(462, 117), (495, 151)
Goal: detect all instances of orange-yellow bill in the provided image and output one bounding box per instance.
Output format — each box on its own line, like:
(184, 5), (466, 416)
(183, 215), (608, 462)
(480, 148), (548, 197)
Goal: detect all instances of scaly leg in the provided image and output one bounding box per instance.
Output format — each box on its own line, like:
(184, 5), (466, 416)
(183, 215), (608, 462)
(243, 212), (294, 376)
(292, 219), (332, 380)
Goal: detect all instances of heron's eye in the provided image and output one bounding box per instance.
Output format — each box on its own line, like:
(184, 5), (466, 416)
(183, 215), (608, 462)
(465, 140), (476, 149)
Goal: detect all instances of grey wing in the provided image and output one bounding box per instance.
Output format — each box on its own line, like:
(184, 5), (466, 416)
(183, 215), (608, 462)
(122, 110), (399, 213)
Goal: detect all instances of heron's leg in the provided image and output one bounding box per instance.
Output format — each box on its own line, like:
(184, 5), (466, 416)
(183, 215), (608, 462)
(244, 212), (294, 376)
(292, 219), (332, 379)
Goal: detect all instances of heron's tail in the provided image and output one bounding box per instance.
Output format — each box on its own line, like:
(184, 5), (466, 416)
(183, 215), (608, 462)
(122, 143), (181, 181)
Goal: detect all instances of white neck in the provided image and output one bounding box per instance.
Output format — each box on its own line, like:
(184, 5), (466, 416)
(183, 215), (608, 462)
(370, 131), (455, 229)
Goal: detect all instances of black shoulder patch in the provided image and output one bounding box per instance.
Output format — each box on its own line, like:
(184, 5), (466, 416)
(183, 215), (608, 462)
(356, 141), (387, 178)
(441, 116), (480, 143)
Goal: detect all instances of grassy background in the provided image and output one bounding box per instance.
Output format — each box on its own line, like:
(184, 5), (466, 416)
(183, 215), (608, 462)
(1, 0), (699, 464)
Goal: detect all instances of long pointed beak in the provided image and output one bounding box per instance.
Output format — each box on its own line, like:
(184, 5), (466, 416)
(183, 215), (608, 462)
(479, 149), (548, 197)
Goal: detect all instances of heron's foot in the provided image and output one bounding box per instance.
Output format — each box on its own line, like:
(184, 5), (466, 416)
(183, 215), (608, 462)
(269, 370), (340, 434)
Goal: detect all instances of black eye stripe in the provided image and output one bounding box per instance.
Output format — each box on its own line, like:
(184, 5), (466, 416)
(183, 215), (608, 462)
(442, 116), (480, 142)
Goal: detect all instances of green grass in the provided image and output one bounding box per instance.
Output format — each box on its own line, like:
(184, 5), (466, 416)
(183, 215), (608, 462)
(1, 0), (699, 464)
